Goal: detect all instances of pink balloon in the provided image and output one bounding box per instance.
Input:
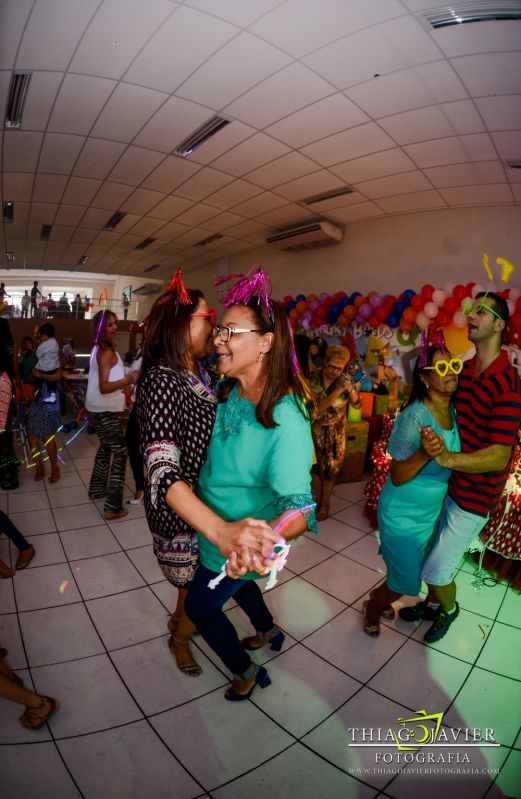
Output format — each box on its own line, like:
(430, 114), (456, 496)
(416, 311), (430, 330)
(369, 293), (383, 309)
(319, 292), (329, 301)
(432, 289), (446, 306)
(308, 300), (319, 310)
(444, 282), (455, 296)
(355, 313), (365, 324)
(471, 283), (485, 299)
(358, 303), (372, 319)
(424, 302), (439, 319)
(453, 310), (467, 329)
(301, 318), (310, 329)
(507, 300), (515, 315)
(509, 288), (519, 302)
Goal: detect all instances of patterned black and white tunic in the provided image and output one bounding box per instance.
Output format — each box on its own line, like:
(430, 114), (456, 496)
(136, 364), (217, 587)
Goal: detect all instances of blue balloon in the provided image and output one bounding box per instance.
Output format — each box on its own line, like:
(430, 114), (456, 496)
(387, 314), (399, 328)
(340, 296), (350, 307)
(392, 301), (404, 314)
(286, 300), (296, 311)
(403, 289), (415, 300)
(326, 309), (338, 323)
(351, 291), (362, 300)
(296, 294), (307, 302)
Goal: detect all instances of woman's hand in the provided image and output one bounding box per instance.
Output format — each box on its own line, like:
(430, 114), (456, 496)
(225, 547), (268, 578)
(215, 518), (279, 561)
(420, 427), (446, 459)
(126, 370), (139, 385)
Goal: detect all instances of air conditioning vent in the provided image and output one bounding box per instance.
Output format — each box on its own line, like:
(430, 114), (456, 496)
(104, 211), (126, 230)
(5, 71), (32, 129)
(196, 233), (223, 247)
(144, 263), (161, 273)
(302, 186), (354, 206)
(266, 220), (344, 251)
(420, 2), (521, 28)
(40, 224), (52, 241)
(173, 115), (230, 157)
(134, 237), (155, 250)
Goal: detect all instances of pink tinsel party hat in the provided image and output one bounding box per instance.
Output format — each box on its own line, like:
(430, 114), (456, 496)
(417, 328), (449, 368)
(214, 265), (273, 315)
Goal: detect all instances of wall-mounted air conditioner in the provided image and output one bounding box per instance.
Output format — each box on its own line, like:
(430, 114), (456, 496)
(132, 283), (162, 295)
(265, 220), (344, 251)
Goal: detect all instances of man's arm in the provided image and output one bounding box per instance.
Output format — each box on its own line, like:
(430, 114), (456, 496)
(422, 433), (512, 473)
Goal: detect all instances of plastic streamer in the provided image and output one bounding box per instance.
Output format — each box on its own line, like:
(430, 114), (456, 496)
(216, 265), (273, 317)
(157, 267), (192, 308)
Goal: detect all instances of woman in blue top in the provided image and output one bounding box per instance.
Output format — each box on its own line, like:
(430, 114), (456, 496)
(362, 346), (461, 636)
(181, 271), (316, 701)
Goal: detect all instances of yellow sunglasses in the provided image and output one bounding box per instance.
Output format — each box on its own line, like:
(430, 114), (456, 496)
(423, 358), (463, 377)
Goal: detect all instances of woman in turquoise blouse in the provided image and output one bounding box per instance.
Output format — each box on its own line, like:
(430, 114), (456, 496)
(182, 276), (316, 701)
(363, 346), (461, 636)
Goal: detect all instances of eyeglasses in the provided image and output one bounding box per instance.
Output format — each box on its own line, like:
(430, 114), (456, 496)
(423, 358), (463, 377)
(462, 292), (503, 320)
(191, 308), (216, 327)
(212, 324), (264, 343)
(326, 364), (345, 373)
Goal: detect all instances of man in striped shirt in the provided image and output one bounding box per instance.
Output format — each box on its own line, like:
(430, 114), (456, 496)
(400, 292), (521, 642)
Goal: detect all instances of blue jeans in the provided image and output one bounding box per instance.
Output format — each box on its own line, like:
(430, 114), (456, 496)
(0, 510), (30, 552)
(185, 565), (274, 675)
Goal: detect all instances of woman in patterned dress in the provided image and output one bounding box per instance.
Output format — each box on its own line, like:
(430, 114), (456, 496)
(26, 326), (63, 484)
(136, 279), (277, 677)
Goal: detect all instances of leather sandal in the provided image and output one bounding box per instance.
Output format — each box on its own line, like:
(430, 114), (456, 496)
(168, 635), (202, 677)
(369, 588), (396, 619)
(19, 696), (57, 730)
(362, 600), (381, 637)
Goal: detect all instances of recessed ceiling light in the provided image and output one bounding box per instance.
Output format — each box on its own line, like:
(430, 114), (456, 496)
(144, 263), (161, 273)
(77, 255), (89, 265)
(5, 71), (32, 129)
(3, 201), (14, 222)
(104, 211), (126, 230)
(134, 237), (155, 250)
(40, 224), (52, 240)
(173, 115), (231, 157)
(196, 233), (223, 247)
(6, 251), (15, 262)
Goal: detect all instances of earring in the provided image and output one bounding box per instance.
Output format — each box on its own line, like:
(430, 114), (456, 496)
(257, 351), (265, 362)
(425, 383), (429, 389)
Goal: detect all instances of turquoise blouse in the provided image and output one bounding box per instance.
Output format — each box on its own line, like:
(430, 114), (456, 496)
(197, 384), (316, 576)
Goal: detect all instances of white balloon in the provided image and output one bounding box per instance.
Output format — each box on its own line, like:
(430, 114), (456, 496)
(444, 282), (455, 296)
(509, 288), (519, 302)
(471, 283), (485, 299)
(453, 310), (467, 329)
(507, 300), (515, 315)
(432, 289), (446, 306)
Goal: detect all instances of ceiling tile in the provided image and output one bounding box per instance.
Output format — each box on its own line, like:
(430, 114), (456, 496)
(142, 155), (202, 193)
(70, 228), (97, 245)
(377, 189), (446, 213)
(346, 62), (467, 118)
(91, 83), (168, 144)
(134, 96), (212, 153)
(204, 179), (263, 210)
(15, 0), (100, 71)
(211, 133), (290, 177)
(125, 5), (238, 93)
(174, 204), (221, 227)
(440, 184), (514, 206)
(108, 147), (165, 186)
(224, 219), (266, 239)
(73, 139), (127, 180)
(304, 15), (441, 90)
(301, 123), (395, 167)
(184, 0), (282, 27)
(175, 227), (213, 245)
(511, 184), (521, 202)
(451, 53), (521, 97)
(177, 32), (292, 109)
(3, 132), (43, 172)
(196, 211), (247, 232)
(175, 168), (235, 202)
(21, 71), (63, 131)
(404, 133), (497, 168)
(354, 170), (432, 199)
(266, 94), (369, 149)
(328, 200), (385, 223)
(303, 190), (364, 212)
(475, 96), (521, 132)
(249, 0), (404, 58)
(255, 203), (309, 227)
(244, 152), (320, 190)
(91, 182), (134, 211)
(276, 170), (345, 201)
(48, 225), (74, 243)
(54, 205), (86, 227)
(122, 188), (166, 215)
(379, 100), (485, 145)
(187, 121), (257, 165)
(433, 20), (521, 58)
(62, 177), (102, 206)
(29, 203), (58, 224)
(330, 148), (417, 183)
(423, 162), (507, 188)
(0, 0), (32, 70)
(154, 221), (191, 241)
(49, 75), (117, 135)
(80, 207), (117, 230)
(150, 196), (195, 220)
(3, 173), (34, 201)
(70, 0), (174, 79)
(224, 63), (334, 128)
(230, 190), (287, 217)
(39, 133), (85, 174)
(491, 132), (521, 161)
(32, 174), (68, 203)
(127, 217), (165, 238)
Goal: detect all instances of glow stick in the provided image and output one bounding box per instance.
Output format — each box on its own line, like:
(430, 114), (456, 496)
(65, 422), (87, 445)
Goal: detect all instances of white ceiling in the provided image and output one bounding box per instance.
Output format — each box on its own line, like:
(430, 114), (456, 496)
(1, 0), (520, 280)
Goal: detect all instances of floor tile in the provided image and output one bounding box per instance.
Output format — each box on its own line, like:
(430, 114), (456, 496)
(46, 471), (83, 489)
(60, 524), (121, 560)
(111, 636), (227, 715)
(212, 742), (374, 799)
(86, 586), (169, 649)
(0, 742), (82, 798)
(126, 545), (165, 584)
(150, 691), (294, 791)
(410, 605), (492, 664)
(332, 504), (375, 533)
(21, 532), (66, 567)
(250, 644), (360, 737)
(13, 563), (81, 611)
(109, 516), (152, 549)
(6, 477), (46, 494)
(497, 588), (521, 628)
(19, 603), (104, 667)
(31, 654), (143, 738)
(58, 720), (200, 799)
(327, 494), (353, 515)
(333, 482), (367, 503)
(454, 570), (508, 620)
(0, 576), (16, 613)
(72, 552), (145, 600)
(261, 577), (345, 639)
(478, 621), (521, 681)
(443, 667), (521, 747)
(494, 747), (521, 799)
(0, 612), (27, 669)
(45, 484), (92, 508)
(8, 490), (49, 513)
(341, 533), (387, 574)
(368, 638), (472, 713)
(8, 508), (56, 535)
(305, 607), (406, 682)
(312, 517), (366, 551)
(285, 535), (334, 574)
(302, 554), (381, 605)
(53, 502), (104, 531)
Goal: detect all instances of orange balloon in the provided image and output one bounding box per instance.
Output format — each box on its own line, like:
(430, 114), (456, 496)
(354, 295), (366, 309)
(289, 309), (299, 321)
(343, 305), (356, 319)
(296, 301), (308, 313)
(307, 293), (318, 301)
(403, 307), (417, 323)
(399, 319), (413, 332)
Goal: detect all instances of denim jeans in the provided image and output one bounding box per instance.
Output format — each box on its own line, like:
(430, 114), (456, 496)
(185, 565), (274, 675)
(0, 510), (30, 552)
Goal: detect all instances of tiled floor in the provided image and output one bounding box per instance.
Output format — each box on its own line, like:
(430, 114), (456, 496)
(1, 431), (520, 799)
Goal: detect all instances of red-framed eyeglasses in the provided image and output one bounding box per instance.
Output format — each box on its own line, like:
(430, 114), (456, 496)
(191, 308), (216, 327)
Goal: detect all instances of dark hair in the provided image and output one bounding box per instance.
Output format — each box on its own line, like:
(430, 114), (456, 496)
(218, 300), (310, 428)
(91, 310), (117, 349)
(139, 289), (204, 376)
(0, 319), (14, 379)
(38, 322), (55, 338)
(408, 346), (445, 405)
(476, 292), (509, 341)
(310, 336), (327, 357)
(21, 336), (34, 348)
(293, 334), (312, 378)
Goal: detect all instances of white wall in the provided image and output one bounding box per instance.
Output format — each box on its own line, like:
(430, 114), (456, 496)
(196, 206), (521, 303)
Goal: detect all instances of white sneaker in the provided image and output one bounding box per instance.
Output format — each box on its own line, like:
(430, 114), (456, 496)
(127, 494), (143, 505)
(43, 393), (56, 403)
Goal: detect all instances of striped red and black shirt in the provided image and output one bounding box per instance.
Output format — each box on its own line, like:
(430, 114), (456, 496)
(449, 351), (521, 517)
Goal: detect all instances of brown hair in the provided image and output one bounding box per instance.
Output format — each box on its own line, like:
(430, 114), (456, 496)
(324, 344), (350, 367)
(139, 288), (203, 376)
(218, 300), (311, 428)
(91, 310), (117, 350)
